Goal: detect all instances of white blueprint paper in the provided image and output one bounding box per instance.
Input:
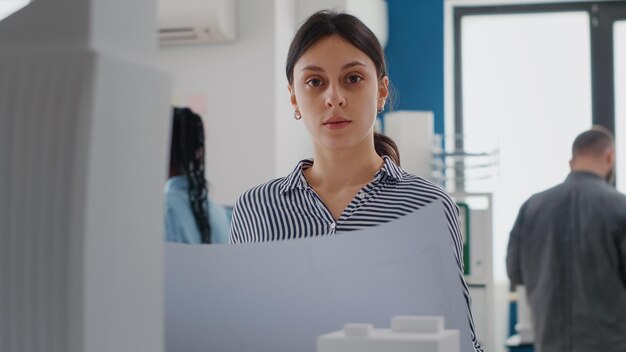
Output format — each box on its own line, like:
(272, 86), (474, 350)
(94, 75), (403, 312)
(165, 200), (473, 352)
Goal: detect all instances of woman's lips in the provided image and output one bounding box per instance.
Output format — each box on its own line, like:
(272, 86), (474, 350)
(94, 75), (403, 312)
(323, 118), (351, 130)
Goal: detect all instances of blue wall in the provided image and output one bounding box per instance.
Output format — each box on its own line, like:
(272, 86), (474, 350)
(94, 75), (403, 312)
(384, 0), (445, 134)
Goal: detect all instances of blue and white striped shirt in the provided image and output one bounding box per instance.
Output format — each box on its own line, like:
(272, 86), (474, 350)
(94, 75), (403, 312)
(230, 156), (482, 351)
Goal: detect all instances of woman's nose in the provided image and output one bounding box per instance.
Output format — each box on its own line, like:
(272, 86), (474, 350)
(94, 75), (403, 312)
(325, 85), (346, 108)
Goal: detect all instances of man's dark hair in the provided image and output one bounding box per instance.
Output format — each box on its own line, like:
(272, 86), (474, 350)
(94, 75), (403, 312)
(572, 125), (614, 158)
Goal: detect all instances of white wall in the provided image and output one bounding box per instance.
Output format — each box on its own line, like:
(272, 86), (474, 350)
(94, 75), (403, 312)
(157, 0), (278, 205)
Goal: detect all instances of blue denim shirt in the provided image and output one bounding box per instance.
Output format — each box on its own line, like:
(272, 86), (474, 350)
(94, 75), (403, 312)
(164, 176), (231, 244)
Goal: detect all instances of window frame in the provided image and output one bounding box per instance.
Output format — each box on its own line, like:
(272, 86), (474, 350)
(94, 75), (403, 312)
(453, 1), (626, 153)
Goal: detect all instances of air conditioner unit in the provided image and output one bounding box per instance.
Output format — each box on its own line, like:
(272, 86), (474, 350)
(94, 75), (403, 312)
(158, 0), (236, 46)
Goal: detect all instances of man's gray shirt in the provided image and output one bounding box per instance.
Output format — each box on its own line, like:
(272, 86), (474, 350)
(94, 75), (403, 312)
(507, 171), (626, 352)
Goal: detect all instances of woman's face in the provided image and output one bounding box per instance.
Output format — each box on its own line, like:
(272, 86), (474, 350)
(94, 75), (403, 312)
(289, 34), (388, 152)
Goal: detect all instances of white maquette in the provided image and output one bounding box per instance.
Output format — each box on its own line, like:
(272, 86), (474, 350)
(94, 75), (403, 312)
(318, 316), (460, 352)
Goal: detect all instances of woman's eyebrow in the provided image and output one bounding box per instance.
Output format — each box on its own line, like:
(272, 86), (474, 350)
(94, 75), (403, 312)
(301, 61), (367, 72)
(341, 61), (366, 70)
(301, 65), (324, 72)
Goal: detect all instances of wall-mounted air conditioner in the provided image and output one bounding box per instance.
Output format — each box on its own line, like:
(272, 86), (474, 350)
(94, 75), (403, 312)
(158, 0), (236, 46)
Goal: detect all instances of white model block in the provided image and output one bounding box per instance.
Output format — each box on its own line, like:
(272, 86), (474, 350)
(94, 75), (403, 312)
(391, 316), (444, 334)
(318, 316), (459, 352)
(344, 324), (374, 337)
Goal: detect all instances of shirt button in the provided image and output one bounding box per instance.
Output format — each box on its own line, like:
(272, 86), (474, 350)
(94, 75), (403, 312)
(330, 222), (336, 229)
(358, 191), (366, 199)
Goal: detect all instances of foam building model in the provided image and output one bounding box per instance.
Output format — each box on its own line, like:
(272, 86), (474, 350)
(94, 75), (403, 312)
(317, 316), (460, 352)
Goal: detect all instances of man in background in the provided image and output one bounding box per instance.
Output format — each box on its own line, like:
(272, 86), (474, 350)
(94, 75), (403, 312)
(506, 126), (626, 352)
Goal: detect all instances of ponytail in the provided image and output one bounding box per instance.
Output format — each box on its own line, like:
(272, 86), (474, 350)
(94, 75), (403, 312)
(374, 132), (400, 166)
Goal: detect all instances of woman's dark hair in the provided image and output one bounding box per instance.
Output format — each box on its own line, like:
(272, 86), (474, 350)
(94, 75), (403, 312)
(286, 10), (400, 166)
(374, 132), (400, 167)
(170, 107), (212, 243)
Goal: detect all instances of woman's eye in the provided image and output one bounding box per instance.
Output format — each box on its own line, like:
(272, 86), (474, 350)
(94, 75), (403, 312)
(306, 78), (322, 87)
(346, 75), (363, 84)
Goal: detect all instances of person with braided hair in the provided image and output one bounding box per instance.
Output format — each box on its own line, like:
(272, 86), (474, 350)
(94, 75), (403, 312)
(164, 107), (231, 244)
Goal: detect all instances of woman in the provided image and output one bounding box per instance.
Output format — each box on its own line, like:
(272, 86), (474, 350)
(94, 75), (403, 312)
(164, 107), (230, 244)
(230, 11), (482, 351)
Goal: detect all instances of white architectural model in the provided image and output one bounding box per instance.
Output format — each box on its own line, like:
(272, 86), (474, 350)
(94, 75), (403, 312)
(317, 316), (459, 352)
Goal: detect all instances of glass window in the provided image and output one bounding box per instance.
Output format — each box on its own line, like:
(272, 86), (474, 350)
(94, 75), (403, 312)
(461, 12), (592, 281)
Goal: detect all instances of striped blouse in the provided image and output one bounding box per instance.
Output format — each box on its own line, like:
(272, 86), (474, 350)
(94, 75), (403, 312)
(230, 156), (483, 351)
